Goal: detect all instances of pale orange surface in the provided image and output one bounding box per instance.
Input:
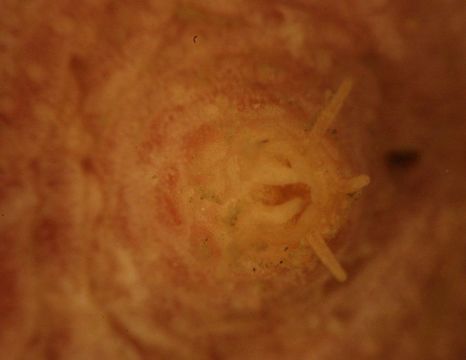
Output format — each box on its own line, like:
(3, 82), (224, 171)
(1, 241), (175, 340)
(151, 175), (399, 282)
(0, 1), (465, 359)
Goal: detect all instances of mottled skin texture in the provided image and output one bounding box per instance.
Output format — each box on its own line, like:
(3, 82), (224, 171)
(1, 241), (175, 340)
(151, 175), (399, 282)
(0, 0), (465, 359)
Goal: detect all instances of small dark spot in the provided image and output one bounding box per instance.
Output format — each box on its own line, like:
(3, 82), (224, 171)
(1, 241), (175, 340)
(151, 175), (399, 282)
(330, 128), (338, 135)
(204, 237), (208, 242)
(193, 35), (198, 43)
(253, 267), (256, 272)
(334, 307), (353, 322)
(259, 139), (270, 144)
(279, 260), (283, 264)
(80, 156), (95, 174)
(386, 149), (420, 169)
(284, 159), (292, 168)
(0, 112), (12, 125)
(69, 55), (91, 95)
(1, 214), (4, 217)
(346, 191), (359, 198)
(284, 246), (288, 251)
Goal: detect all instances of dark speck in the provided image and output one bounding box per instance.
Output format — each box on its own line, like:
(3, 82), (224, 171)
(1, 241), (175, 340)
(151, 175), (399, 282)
(284, 246), (288, 251)
(386, 149), (420, 169)
(253, 267), (256, 272)
(80, 156), (95, 173)
(193, 35), (198, 43)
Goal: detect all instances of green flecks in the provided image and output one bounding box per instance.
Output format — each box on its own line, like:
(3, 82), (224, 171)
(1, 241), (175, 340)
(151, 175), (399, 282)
(226, 204), (241, 227)
(195, 237), (212, 260)
(199, 188), (222, 204)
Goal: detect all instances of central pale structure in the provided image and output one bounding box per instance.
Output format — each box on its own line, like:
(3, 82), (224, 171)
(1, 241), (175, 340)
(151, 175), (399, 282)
(184, 81), (368, 281)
